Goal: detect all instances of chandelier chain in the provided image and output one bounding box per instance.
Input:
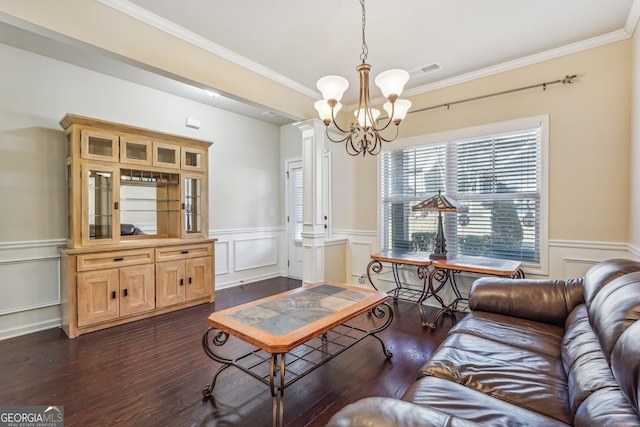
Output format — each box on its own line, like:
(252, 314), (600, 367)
(360, 0), (368, 63)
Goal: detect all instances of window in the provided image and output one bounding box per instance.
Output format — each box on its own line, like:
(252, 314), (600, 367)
(381, 117), (546, 267)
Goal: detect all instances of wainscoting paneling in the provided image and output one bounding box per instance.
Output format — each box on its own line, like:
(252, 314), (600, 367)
(234, 236), (278, 271)
(210, 228), (286, 290)
(215, 240), (230, 275)
(0, 258), (60, 315)
(0, 239), (64, 340)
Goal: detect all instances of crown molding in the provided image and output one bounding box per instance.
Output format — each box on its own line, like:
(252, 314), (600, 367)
(96, 0), (319, 99)
(625, 0), (640, 35)
(98, 0), (640, 110)
(401, 28), (633, 100)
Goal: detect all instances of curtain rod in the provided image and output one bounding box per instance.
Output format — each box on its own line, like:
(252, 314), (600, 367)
(408, 74), (577, 115)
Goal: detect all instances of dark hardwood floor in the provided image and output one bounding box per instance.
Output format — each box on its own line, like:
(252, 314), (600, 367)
(0, 277), (463, 426)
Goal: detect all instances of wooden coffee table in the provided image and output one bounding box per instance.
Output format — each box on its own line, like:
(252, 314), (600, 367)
(201, 282), (393, 427)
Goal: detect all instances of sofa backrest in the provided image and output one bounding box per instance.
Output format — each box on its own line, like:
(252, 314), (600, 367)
(584, 262), (640, 418)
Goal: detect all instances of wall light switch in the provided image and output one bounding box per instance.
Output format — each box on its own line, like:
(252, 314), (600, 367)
(186, 117), (200, 129)
(269, 208), (276, 217)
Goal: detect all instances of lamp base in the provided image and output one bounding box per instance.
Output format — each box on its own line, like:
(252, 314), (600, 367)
(429, 252), (448, 260)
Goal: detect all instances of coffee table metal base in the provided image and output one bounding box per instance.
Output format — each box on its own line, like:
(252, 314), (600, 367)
(202, 302), (393, 427)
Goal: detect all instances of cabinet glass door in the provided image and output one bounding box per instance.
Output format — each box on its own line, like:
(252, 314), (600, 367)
(181, 147), (206, 172)
(153, 142), (180, 169)
(121, 138), (152, 166)
(183, 176), (202, 235)
(81, 130), (119, 163)
(83, 164), (119, 245)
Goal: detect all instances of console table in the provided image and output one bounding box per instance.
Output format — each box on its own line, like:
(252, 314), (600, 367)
(367, 251), (524, 329)
(427, 255), (524, 329)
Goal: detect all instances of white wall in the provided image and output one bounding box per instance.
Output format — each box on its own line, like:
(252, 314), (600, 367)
(0, 43), (286, 339)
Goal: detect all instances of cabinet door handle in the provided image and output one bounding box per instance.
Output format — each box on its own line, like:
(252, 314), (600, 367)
(123, 289), (128, 297)
(180, 278), (184, 286)
(111, 291), (117, 299)
(182, 203), (185, 210)
(114, 257), (124, 262)
(189, 277), (192, 284)
(181, 250), (189, 254)
(114, 202), (119, 210)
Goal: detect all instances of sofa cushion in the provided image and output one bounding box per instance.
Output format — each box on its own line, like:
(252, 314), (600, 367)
(574, 387), (640, 427)
(611, 319), (640, 415)
(402, 376), (569, 426)
(448, 311), (564, 359)
(417, 332), (571, 424)
(582, 259), (640, 309)
(562, 304), (620, 417)
(326, 396), (481, 427)
(588, 271), (640, 363)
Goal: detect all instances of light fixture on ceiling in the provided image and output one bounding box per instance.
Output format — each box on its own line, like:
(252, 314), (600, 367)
(314, 0), (412, 157)
(204, 89), (220, 98)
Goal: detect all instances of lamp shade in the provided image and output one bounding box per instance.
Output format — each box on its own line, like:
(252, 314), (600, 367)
(354, 108), (380, 128)
(314, 100), (342, 121)
(317, 76), (349, 102)
(384, 99), (412, 121)
(375, 69), (410, 98)
(412, 192), (468, 212)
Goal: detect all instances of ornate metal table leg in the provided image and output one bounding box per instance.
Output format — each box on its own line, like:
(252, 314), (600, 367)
(366, 260), (383, 291)
(201, 327), (231, 397)
(512, 268), (525, 279)
(270, 353), (286, 427)
(367, 302), (394, 359)
(425, 269), (451, 330)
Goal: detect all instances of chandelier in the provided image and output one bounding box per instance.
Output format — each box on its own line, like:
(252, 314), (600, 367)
(314, 0), (412, 156)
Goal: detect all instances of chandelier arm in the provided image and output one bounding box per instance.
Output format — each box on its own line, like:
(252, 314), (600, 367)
(372, 114), (394, 133)
(329, 117), (351, 135)
(345, 134), (362, 157)
(366, 133), (383, 156)
(374, 126), (400, 143)
(324, 125), (350, 144)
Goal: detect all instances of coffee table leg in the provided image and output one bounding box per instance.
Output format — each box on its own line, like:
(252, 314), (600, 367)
(201, 327), (232, 397)
(368, 303), (394, 359)
(270, 353), (286, 427)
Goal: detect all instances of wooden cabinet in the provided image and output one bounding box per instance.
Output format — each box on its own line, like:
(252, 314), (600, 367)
(156, 245), (213, 308)
(77, 264), (154, 327)
(59, 114), (216, 338)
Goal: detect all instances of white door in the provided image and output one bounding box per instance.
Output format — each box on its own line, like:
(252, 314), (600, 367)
(287, 160), (304, 279)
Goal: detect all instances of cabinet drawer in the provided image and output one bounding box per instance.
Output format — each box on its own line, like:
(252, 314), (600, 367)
(155, 244), (212, 262)
(77, 249), (154, 272)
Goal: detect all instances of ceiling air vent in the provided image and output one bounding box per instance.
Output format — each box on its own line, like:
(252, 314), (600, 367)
(262, 111), (278, 118)
(409, 63), (442, 79)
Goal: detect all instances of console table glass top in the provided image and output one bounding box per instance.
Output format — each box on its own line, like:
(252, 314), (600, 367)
(432, 255), (522, 276)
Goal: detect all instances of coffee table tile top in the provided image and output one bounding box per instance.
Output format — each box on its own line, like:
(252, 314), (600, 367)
(227, 284), (372, 336)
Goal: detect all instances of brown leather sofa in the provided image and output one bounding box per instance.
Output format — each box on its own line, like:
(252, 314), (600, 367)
(327, 259), (640, 426)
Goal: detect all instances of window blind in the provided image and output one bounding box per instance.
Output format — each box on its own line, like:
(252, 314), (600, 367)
(381, 127), (541, 264)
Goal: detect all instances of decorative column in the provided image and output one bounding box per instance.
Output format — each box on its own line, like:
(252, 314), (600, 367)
(295, 119), (326, 285)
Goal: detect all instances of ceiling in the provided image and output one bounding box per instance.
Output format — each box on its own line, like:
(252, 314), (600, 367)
(1, 0), (639, 126)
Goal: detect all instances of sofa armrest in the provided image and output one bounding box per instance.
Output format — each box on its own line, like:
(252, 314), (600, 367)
(327, 397), (479, 427)
(469, 277), (584, 326)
